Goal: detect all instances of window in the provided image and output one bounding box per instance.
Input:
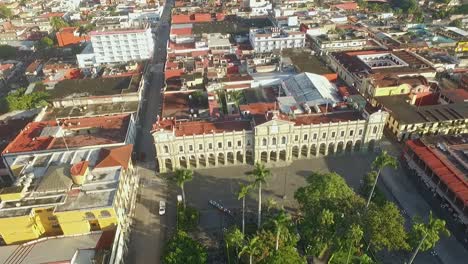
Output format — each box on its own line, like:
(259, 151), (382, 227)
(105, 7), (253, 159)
(247, 140), (251, 146)
(313, 133), (317, 140)
(208, 143), (213, 150)
(218, 142), (223, 148)
(100, 210), (111, 218)
(163, 145), (169, 153)
(272, 137), (277, 145)
(281, 136), (286, 144)
(228, 141), (232, 147)
(48, 216), (57, 221)
(350, 130), (354, 136)
(358, 129), (363, 136)
(303, 134), (308, 141)
(262, 138), (267, 146)
(189, 145), (193, 151)
(179, 146), (184, 152)
(199, 144), (203, 150)
(340, 131), (345, 137)
(331, 132), (336, 138)
(322, 132), (327, 139)
(373, 126), (378, 134)
(85, 212), (96, 220)
(294, 135), (299, 141)
(237, 140), (242, 147)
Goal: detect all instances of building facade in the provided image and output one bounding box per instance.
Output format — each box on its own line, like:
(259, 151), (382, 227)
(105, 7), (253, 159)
(153, 110), (388, 172)
(249, 27), (306, 53)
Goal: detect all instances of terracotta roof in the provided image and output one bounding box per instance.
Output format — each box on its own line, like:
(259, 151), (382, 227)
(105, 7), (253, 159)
(95, 144), (133, 170)
(153, 119), (252, 136)
(70, 161), (89, 176)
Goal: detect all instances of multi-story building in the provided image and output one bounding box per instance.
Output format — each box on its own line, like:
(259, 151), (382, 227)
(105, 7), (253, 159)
(402, 135), (468, 224)
(77, 27), (154, 68)
(249, 27), (306, 53)
(153, 73), (388, 172)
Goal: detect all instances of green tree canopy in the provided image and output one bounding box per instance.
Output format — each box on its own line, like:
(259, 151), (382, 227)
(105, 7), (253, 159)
(5, 88), (49, 111)
(260, 245), (306, 264)
(162, 230), (207, 264)
(0, 5), (12, 19)
(50, 17), (69, 31)
(35, 36), (54, 50)
(409, 212), (450, 252)
(0, 45), (17, 59)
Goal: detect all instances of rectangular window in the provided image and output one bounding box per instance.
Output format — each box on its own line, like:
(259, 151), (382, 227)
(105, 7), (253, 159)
(189, 145), (193, 151)
(303, 134), (308, 141)
(228, 141), (232, 147)
(294, 135), (299, 141)
(340, 131), (345, 137)
(199, 144), (203, 150)
(331, 132), (336, 138)
(322, 132), (326, 139)
(358, 129), (363, 136)
(179, 146), (184, 152)
(313, 133), (317, 140)
(237, 140), (242, 147)
(208, 143), (213, 149)
(218, 142), (222, 148)
(350, 130), (354, 136)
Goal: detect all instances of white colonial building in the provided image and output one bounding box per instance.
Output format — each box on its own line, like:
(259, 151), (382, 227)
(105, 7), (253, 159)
(249, 27), (306, 53)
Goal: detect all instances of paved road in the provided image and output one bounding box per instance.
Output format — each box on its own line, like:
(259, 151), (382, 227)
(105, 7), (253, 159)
(126, 1), (174, 263)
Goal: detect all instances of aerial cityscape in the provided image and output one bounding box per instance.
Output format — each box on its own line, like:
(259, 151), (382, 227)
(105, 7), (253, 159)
(0, 0), (466, 263)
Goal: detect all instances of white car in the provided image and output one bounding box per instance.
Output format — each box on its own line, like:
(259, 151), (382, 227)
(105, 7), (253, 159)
(159, 201), (166, 215)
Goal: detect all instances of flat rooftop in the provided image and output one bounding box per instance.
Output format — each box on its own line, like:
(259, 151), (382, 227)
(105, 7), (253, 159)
(41, 101), (139, 120)
(376, 95), (467, 124)
(193, 16), (273, 35)
(3, 114), (131, 154)
(282, 49), (334, 74)
(162, 92), (208, 119)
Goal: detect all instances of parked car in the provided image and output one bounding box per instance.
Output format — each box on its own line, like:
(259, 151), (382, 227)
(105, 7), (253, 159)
(159, 201), (166, 215)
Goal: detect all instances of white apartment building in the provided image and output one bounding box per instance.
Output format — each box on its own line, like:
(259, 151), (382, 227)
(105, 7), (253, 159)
(77, 28), (154, 68)
(249, 27), (306, 53)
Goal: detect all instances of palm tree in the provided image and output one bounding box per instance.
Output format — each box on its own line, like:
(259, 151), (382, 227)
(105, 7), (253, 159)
(251, 162), (271, 228)
(224, 227), (244, 264)
(50, 17), (69, 32)
(175, 169), (193, 209)
(366, 151), (397, 208)
(239, 235), (261, 264)
(238, 183), (253, 235)
(272, 210), (291, 251)
(345, 224), (364, 264)
(408, 212), (450, 264)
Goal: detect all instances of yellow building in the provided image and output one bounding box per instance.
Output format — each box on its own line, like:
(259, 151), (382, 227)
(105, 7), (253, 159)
(0, 145), (137, 245)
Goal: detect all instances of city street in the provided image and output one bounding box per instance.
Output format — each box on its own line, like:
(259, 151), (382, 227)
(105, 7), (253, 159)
(126, 0), (174, 263)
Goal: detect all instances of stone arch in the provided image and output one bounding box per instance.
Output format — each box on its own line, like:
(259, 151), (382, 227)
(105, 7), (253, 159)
(199, 154), (206, 167)
(246, 150), (253, 163)
(310, 144), (317, 156)
(261, 151), (268, 163)
(227, 152), (235, 164)
(336, 141), (344, 154)
(301, 145), (308, 157)
(189, 155), (197, 168)
(281, 136), (286, 144)
(236, 151), (243, 163)
(292, 146), (299, 159)
(270, 151), (277, 162)
(180, 156), (188, 168)
(165, 158), (173, 171)
(208, 153), (216, 166)
(279, 150), (286, 161)
(218, 153), (225, 165)
(354, 140), (362, 152)
(367, 139), (376, 152)
(328, 142), (335, 155)
(319, 143), (326, 155)
(345, 141), (353, 153)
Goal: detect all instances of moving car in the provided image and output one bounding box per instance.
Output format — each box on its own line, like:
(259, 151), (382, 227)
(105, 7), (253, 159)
(159, 201), (166, 215)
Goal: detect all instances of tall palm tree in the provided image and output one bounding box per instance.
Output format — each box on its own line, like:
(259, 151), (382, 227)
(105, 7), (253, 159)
(224, 227), (244, 264)
(238, 183), (253, 235)
(408, 212), (450, 264)
(175, 169), (193, 209)
(251, 162), (271, 228)
(272, 210), (291, 251)
(366, 151), (397, 208)
(239, 235), (261, 264)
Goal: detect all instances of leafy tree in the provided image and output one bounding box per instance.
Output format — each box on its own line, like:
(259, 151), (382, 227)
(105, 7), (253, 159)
(366, 151), (397, 208)
(365, 202), (409, 252)
(175, 169), (193, 209)
(224, 227), (244, 264)
(0, 5), (12, 19)
(50, 17), (69, 32)
(449, 19), (463, 28)
(359, 171), (386, 206)
(251, 163), (271, 228)
(5, 88), (49, 111)
(344, 224), (364, 264)
(177, 205), (199, 231)
(408, 212), (450, 264)
(0, 45), (17, 59)
(162, 230), (207, 264)
(228, 90), (244, 106)
(260, 245), (306, 264)
(239, 235), (261, 264)
(272, 210), (291, 251)
(238, 183), (253, 235)
(36, 36), (54, 50)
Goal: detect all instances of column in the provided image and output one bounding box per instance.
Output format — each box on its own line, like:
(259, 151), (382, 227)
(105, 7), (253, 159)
(205, 156), (209, 168)
(224, 153), (227, 166)
(267, 152), (271, 163)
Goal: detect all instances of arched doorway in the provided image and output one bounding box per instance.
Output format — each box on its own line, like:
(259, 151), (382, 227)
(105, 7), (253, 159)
(261, 151), (268, 163)
(218, 153), (225, 165)
(345, 141), (353, 153)
(179, 156), (188, 168)
(292, 146), (299, 159)
(301, 145), (308, 158)
(319, 143), (326, 155)
(227, 152), (234, 164)
(279, 150), (286, 161)
(189, 155), (197, 168)
(336, 142), (344, 154)
(209, 153), (216, 166)
(165, 158), (173, 171)
(367, 140), (375, 152)
(354, 140), (361, 152)
(328, 143), (335, 155)
(236, 151), (243, 163)
(270, 151), (277, 162)
(199, 155), (206, 167)
(310, 144), (317, 156)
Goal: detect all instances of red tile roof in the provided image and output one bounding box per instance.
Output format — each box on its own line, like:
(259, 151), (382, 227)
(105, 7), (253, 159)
(170, 27), (193, 35)
(3, 114), (131, 154)
(56, 27), (90, 47)
(153, 119), (252, 136)
(70, 161), (89, 176)
(95, 144), (133, 170)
